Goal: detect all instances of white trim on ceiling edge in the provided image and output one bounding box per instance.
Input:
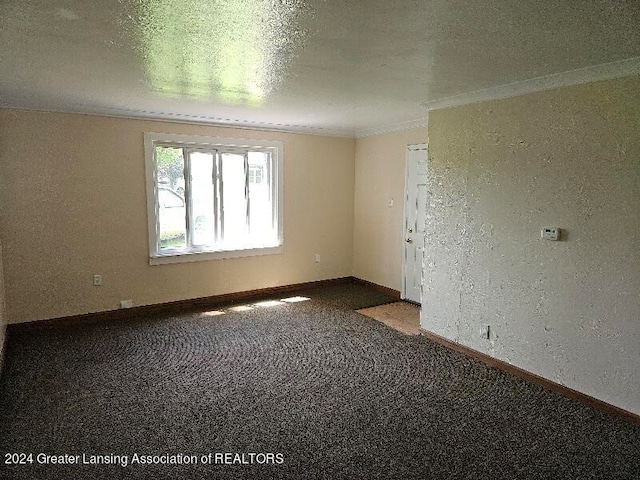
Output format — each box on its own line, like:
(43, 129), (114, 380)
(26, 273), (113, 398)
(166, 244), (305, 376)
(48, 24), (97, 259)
(1, 103), (429, 139)
(423, 56), (640, 112)
(0, 104), (357, 139)
(354, 116), (429, 138)
(2, 57), (638, 139)
(353, 56), (640, 136)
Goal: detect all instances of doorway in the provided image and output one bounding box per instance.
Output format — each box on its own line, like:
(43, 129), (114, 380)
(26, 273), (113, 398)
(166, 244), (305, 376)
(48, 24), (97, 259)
(401, 144), (428, 304)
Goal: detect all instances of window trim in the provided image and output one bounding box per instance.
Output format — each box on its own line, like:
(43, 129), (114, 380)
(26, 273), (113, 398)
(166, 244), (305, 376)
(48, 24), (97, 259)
(144, 132), (284, 265)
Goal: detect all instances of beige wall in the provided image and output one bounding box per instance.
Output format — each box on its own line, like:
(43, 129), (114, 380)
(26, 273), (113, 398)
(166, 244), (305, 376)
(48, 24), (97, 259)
(424, 75), (640, 415)
(353, 127), (427, 291)
(0, 110), (356, 323)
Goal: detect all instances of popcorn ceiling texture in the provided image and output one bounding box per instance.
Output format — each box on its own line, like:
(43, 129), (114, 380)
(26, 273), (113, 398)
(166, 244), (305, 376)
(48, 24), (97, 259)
(423, 75), (640, 416)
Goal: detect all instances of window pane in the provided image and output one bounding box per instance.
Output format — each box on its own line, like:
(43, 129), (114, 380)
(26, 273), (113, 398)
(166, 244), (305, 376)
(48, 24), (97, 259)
(220, 152), (248, 246)
(156, 147), (186, 249)
(247, 151), (275, 243)
(189, 151), (215, 246)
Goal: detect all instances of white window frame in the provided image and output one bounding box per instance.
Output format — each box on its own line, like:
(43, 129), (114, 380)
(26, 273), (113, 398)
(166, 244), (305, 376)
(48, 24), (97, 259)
(144, 132), (284, 265)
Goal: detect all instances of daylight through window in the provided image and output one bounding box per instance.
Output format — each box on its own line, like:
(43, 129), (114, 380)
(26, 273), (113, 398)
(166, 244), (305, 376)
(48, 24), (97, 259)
(145, 133), (283, 264)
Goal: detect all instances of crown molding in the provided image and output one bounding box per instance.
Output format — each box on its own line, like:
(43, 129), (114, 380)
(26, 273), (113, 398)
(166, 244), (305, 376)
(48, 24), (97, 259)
(423, 56), (640, 112)
(5, 57), (637, 139)
(97, 107), (357, 138)
(355, 116), (429, 138)
(0, 104), (356, 138)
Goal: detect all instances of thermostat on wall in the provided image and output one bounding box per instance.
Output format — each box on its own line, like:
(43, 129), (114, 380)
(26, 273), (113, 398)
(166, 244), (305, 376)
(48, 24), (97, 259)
(541, 227), (560, 241)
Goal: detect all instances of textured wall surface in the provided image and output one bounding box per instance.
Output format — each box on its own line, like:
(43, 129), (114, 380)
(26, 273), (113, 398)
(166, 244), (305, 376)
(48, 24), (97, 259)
(424, 75), (640, 415)
(0, 110), (356, 323)
(353, 127), (427, 291)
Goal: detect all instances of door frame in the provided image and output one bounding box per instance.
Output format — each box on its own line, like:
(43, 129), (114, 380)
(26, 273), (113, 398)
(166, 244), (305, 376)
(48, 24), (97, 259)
(401, 143), (428, 303)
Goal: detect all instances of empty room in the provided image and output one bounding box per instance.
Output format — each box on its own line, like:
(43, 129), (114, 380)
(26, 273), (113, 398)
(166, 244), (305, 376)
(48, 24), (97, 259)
(0, 0), (639, 478)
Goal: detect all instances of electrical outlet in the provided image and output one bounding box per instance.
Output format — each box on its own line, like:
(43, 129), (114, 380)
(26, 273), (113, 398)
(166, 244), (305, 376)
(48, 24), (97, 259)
(120, 299), (133, 309)
(315, 254), (321, 263)
(481, 325), (490, 339)
(93, 274), (102, 286)
(541, 227), (560, 241)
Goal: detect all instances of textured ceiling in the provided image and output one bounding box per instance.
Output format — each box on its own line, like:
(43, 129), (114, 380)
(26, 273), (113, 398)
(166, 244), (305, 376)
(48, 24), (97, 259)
(1, 0), (639, 136)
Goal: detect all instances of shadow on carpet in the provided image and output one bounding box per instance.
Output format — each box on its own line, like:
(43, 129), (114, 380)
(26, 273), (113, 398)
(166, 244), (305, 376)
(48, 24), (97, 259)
(1, 283), (638, 479)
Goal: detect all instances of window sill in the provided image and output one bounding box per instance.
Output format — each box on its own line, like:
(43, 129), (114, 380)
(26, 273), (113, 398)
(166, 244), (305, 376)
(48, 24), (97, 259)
(149, 244), (284, 265)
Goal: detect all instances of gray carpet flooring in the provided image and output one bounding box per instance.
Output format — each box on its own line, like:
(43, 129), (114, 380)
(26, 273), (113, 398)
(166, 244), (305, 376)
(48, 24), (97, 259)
(0, 283), (638, 479)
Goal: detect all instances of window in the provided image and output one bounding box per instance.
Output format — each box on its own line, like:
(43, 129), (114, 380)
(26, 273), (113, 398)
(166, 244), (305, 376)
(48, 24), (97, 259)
(144, 133), (283, 264)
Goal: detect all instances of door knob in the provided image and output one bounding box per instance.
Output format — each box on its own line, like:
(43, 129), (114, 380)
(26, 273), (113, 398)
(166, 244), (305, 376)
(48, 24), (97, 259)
(406, 238), (413, 243)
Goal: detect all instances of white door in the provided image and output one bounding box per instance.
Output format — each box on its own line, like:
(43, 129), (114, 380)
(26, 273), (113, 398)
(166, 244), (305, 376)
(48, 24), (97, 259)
(401, 144), (428, 304)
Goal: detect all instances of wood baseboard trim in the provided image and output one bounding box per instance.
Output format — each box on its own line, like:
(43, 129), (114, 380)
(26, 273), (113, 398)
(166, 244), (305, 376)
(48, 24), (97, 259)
(420, 328), (640, 427)
(0, 329), (7, 377)
(8, 276), (357, 332)
(351, 278), (401, 300)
